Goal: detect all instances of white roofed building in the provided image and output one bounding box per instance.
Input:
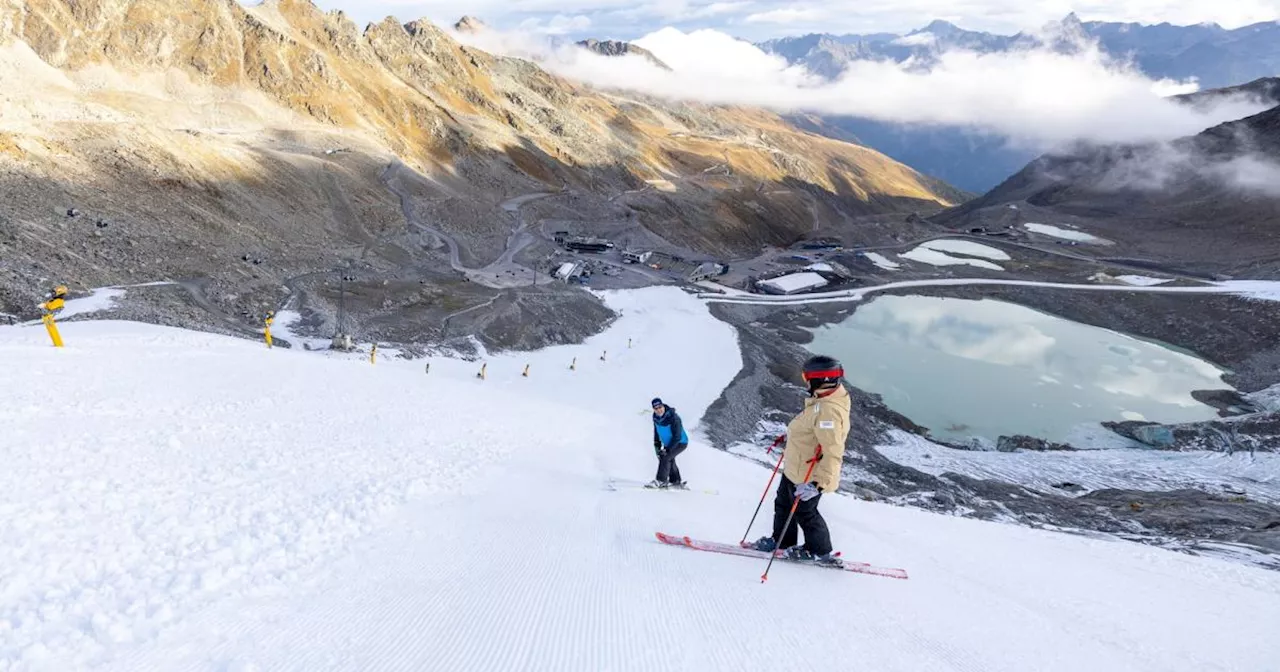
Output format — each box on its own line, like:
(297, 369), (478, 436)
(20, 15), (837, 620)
(757, 272), (829, 295)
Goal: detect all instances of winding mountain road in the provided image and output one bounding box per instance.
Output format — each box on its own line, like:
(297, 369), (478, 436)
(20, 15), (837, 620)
(696, 276), (1280, 306)
(380, 161), (562, 289)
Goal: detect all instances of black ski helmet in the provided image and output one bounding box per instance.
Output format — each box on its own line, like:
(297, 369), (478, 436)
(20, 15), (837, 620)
(802, 354), (844, 389)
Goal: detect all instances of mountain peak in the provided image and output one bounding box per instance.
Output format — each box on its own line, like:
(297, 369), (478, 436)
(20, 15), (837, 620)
(576, 38), (671, 70)
(915, 19), (962, 35)
(454, 15), (487, 33)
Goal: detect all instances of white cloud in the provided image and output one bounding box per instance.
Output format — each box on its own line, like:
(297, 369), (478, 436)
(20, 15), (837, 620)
(519, 14), (593, 35)
(699, 2), (754, 16)
(452, 22), (1274, 152)
(743, 7), (824, 24)
(1214, 155), (1280, 197)
(307, 0), (1280, 38)
(892, 32), (939, 46)
(1090, 143), (1280, 198)
(629, 27), (805, 78)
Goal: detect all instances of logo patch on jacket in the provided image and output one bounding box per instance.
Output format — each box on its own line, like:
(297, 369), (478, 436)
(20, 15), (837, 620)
(818, 420), (835, 429)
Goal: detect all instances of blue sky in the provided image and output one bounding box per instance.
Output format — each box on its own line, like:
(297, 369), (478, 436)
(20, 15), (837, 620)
(296, 0), (1280, 41)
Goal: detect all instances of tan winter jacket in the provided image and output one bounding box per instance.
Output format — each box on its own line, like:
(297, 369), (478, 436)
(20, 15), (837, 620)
(783, 384), (851, 493)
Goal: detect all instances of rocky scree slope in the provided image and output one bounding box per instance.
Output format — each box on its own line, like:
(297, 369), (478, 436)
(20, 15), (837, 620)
(0, 0), (959, 348)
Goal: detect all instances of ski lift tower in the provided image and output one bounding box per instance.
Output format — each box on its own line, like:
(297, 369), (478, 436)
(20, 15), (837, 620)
(331, 270), (357, 351)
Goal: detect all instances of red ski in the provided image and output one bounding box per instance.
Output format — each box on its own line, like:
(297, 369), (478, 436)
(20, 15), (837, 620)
(655, 532), (908, 580)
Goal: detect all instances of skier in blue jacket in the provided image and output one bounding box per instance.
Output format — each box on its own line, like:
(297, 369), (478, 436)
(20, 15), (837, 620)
(648, 397), (690, 489)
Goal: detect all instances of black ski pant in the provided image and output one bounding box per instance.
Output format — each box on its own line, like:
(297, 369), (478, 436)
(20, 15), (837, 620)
(771, 475), (833, 556)
(656, 442), (687, 483)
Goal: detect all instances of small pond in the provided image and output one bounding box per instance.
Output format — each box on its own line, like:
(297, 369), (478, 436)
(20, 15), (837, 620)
(806, 295), (1233, 446)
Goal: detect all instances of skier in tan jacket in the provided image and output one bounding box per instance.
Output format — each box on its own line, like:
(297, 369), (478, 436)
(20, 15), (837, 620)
(751, 355), (850, 567)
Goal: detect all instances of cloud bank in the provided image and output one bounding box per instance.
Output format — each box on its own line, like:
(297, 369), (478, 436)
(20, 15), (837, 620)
(317, 1), (1280, 41)
(451, 22), (1280, 198)
(1089, 142), (1280, 198)
(451, 23), (1274, 152)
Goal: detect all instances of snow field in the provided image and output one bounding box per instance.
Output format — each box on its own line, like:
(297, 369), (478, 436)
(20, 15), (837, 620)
(1116, 275), (1174, 286)
(899, 240), (1011, 272)
(4, 286), (1280, 671)
(919, 239), (1012, 261)
(864, 252), (901, 271)
(900, 248), (1004, 271)
(880, 430), (1280, 505)
(1024, 222), (1104, 242)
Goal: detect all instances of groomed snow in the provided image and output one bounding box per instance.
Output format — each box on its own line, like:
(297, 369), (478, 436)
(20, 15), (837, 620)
(1025, 223), (1102, 242)
(4, 286), (1280, 671)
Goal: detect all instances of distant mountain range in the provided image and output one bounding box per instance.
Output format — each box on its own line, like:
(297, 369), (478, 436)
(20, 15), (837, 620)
(759, 14), (1280, 89)
(758, 15), (1280, 193)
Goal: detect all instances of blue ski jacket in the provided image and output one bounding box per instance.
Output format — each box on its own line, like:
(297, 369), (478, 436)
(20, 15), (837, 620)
(652, 406), (689, 449)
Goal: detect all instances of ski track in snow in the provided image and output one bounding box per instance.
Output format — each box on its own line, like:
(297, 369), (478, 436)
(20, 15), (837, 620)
(1, 325), (588, 670)
(4, 287), (1280, 670)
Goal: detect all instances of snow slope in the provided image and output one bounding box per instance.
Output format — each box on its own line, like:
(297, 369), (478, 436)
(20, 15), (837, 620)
(4, 287), (1280, 671)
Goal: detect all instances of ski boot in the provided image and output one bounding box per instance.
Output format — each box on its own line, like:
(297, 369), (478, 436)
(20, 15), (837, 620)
(643, 480), (669, 489)
(785, 546), (844, 568)
(750, 536), (778, 552)
(814, 553), (844, 568)
(783, 546), (816, 562)
(668, 481), (690, 490)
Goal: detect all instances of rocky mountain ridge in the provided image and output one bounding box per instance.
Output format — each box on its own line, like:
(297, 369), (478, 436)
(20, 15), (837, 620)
(931, 103), (1280, 278)
(576, 38), (670, 70)
(0, 0), (958, 345)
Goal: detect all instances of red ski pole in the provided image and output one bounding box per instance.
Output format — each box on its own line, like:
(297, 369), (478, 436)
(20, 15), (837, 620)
(739, 434), (787, 545)
(761, 444), (822, 583)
